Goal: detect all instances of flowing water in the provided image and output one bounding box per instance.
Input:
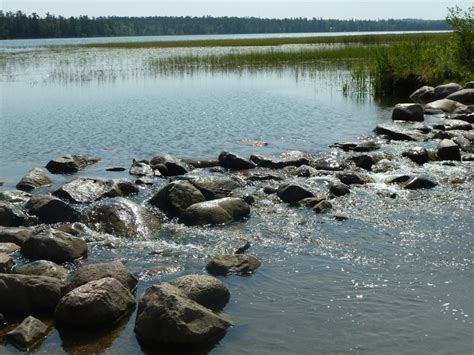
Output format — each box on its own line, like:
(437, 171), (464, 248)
(0, 37), (472, 354)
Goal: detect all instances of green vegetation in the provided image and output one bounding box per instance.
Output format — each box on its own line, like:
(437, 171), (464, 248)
(446, 5), (474, 68)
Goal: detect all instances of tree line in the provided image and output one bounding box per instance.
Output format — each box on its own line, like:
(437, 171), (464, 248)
(0, 11), (451, 39)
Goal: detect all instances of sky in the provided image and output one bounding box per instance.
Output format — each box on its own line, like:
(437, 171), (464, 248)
(2, 0), (471, 20)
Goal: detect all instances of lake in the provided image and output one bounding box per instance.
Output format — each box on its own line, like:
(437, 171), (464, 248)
(0, 34), (472, 354)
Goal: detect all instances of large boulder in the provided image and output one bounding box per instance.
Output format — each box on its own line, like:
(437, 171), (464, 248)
(218, 152), (256, 170)
(409, 86), (435, 104)
(0, 226), (36, 246)
(6, 316), (50, 350)
(85, 197), (160, 238)
(189, 176), (243, 200)
(25, 195), (79, 224)
(46, 155), (99, 174)
(392, 103), (424, 122)
(0, 253), (15, 273)
(0, 273), (65, 315)
(0, 202), (37, 227)
(182, 198), (250, 226)
(404, 176), (437, 190)
(149, 180), (206, 219)
(424, 99), (468, 114)
(169, 275), (230, 311)
(67, 260), (137, 292)
(150, 154), (189, 176)
(55, 277), (135, 329)
(20, 228), (87, 263)
(277, 184), (314, 203)
(13, 260), (69, 280)
(135, 283), (232, 345)
(437, 139), (461, 161)
(434, 83), (462, 100)
(16, 168), (51, 191)
(446, 89), (474, 105)
(206, 254), (261, 276)
(402, 147), (429, 165)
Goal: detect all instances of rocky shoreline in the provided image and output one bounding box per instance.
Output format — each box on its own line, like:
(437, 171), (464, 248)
(0, 82), (473, 351)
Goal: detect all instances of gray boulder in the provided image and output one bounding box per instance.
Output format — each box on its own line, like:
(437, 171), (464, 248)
(313, 157), (348, 171)
(20, 228), (87, 263)
(189, 176), (243, 200)
(330, 140), (380, 152)
(0, 253), (15, 273)
(348, 155), (375, 171)
(437, 139), (461, 161)
(337, 173), (367, 185)
(392, 103), (424, 122)
(135, 283), (232, 345)
(373, 124), (423, 141)
(13, 260), (69, 280)
(55, 277), (135, 329)
(402, 147), (430, 165)
(67, 260), (137, 292)
(441, 119), (472, 131)
(16, 168), (51, 192)
(0, 202), (37, 227)
(0, 242), (20, 254)
(6, 316), (49, 350)
(277, 184), (314, 203)
(0, 226), (36, 245)
(0, 190), (31, 203)
(404, 176), (437, 190)
(0, 274), (65, 315)
(46, 155), (99, 174)
(169, 274), (230, 310)
(453, 135), (473, 153)
(149, 180), (205, 219)
(25, 195), (79, 224)
(183, 197), (250, 226)
(218, 152), (256, 170)
(129, 160), (155, 177)
(465, 81), (474, 89)
(329, 183), (350, 197)
(409, 86), (435, 104)
(85, 197), (160, 238)
(446, 89), (474, 105)
(206, 254), (261, 276)
(425, 99), (468, 114)
(250, 154), (309, 169)
(312, 200), (332, 213)
(150, 154), (189, 176)
(434, 83), (462, 100)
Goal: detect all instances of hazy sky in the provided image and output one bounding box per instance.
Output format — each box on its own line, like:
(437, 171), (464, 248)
(2, 0), (471, 19)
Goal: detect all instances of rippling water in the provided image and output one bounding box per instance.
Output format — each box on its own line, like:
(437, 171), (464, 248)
(0, 40), (472, 354)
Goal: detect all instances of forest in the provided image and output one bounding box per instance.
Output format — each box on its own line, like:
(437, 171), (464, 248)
(0, 11), (450, 39)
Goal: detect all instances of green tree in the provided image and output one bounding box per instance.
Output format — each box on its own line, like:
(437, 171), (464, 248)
(446, 5), (474, 69)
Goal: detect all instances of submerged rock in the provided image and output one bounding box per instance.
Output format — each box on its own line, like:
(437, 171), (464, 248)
(392, 103), (424, 122)
(404, 176), (437, 190)
(402, 147), (429, 165)
(13, 260), (69, 280)
(46, 155), (99, 174)
(409, 85), (435, 104)
(150, 154), (189, 176)
(6, 316), (49, 350)
(437, 139), (461, 161)
(20, 228), (87, 263)
(169, 275), (230, 311)
(446, 88), (474, 105)
(135, 283), (232, 346)
(206, 254), (261, 276)
(434, 83), (462, 100)
(182, 197), (250, 226)
(218, 151), (256, 170)
(25, 195), (79, 224)
(16, 168), (51, 192)
(0, 274), (65, 315)
(277, 184), (314, 204)
(55, 277), (135, 330)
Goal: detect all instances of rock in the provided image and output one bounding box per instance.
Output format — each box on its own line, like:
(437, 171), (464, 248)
(295, 165), (316, 177)
(0, 274), (65, 315)
(242, 195), (255, 205)
(313, 157), (347, 171)
(16, 168), (51, 191)
(13, 260), (69, 280)
(135, 177), (156, 185)
(21, 228), (87, 263)
(453, 135), (473, 153)
(442, 119), (472, 131)
(409, 86), (435, 104)
(56, 222), (86, 236)
(234, 240), (251, 254)
(329, 183), (350, 196)
(183, 198), (250, 226)
(312, 200), (332, 213)
(68, 260), (137, 292)
(250, 154), (309, 169)
(425, 99), (467, 114)
(246, 173), (283, 182)
(463, 153), (474, 161)
(373, 124), (422, 141)
(106, 167), (126, 172)
(187, 160), (220, 168)
(446, 88), (474, 105)
(349, 155), (375, 171)
(6, 316), (49, 350)
(330, 141), (380, 152)
(25, 195), (78, 224)
(0, 190), (32, 203)
(450, 113), (474, 124)
(0, 202), (37, 227)
(189, 176), (243, 200)
(55, 277), (135, 329)
(0, 226), (35, 245)
(46, 155), (99, 174)
(298, 197), (325, 208)
(277, 184), (314, 203)
(337, 173), (366, 185)
(129, 160), (155, 177)
(263, 186), (277, 194)
(135, 283), (232, 345)
(402, 147), (429, 165)
(86, 197), (160, 238)
(434, 83), (462, 100)
(392, 103), (424, 121)
(0, 242), (20, 254)
(437, 139), (461, 161)
(150, 154), (189, 176)
(149, 180), (205, 219)
(404, 176), (437, 190)
(169, 275), (230, 310)
(218, 152), (256, 170)
(206, 254), (261, 276)
(0, 252), (15, 273)
(387, 175), (412, 184)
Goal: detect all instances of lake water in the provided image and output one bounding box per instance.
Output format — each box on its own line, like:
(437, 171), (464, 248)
(0, 35), (472, 354)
